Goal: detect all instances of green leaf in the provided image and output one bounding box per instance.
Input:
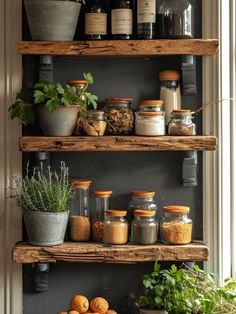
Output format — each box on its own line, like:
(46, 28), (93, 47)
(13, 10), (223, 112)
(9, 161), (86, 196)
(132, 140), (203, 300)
(56, 83), (65, 95)
(34, 90), (46, 104)
(153, 261), (160, 272)
(83, 72), (94, 85)
(45, 98), (60, 112)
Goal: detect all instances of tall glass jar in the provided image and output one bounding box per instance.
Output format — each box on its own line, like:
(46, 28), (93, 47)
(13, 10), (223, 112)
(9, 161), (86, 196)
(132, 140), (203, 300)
(132, 210), (158, 245)
(137, 0), (156, 39)
(103, 98), (134, 135)
(160, 205), (192, 244)
(159, 70), (181, 126)
(139, 100), (163, 112)
(103, 210), (128, 245)
(91, 190), (113, 242)
(168, 110), (196, 136)
(84, 0), (107, 40)
(83, 110), (107, 136)
(111, 0), (133, 40)
(157, 0), (194, 39)
(70, 179), (91, 242)
(135, 111), (165, 136)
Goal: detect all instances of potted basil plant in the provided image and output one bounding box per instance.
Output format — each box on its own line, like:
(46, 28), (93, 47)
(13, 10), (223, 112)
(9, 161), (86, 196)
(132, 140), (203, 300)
(14, 162), (74, 246)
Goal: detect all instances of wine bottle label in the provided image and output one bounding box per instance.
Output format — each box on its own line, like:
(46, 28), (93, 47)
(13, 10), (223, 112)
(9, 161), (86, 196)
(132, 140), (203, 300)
(112, 9), (133, 35)
(85, 13), (107, 35)
(137, 0), (156, 24)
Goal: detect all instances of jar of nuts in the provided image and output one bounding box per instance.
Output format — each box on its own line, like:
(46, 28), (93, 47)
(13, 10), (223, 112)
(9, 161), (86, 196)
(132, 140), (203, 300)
(91, 190), (113, 242)
(160, 205), (192, 245)
(83, 110), (107, 136)
(168, 110), (196, 136)
(103, 97), (134, 135)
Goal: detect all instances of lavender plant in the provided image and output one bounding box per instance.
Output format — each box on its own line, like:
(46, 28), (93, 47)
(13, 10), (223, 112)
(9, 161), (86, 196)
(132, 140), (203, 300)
(14, 162), (74, 213)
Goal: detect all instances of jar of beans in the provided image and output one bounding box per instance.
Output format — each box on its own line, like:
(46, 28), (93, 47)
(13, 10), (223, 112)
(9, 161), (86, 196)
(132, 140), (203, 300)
(91, 190), (113, 242)
(160, 205), (192, 245)
(168, 110), (196, 136)
(103, 97), (134, 135)
(132, 210), (158, 245)
(103, 210), (128, 245)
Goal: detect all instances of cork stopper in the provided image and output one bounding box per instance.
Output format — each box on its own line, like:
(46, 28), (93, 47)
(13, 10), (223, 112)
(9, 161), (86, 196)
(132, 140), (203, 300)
(159, 70), (180, 81)
(163, 205), (190, 214)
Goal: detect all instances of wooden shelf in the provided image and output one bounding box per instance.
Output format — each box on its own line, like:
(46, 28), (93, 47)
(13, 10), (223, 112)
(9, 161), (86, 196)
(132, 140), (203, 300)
(12, 241), (208, 264)
(17, 39), (219, 57)
(19, 136), (217, 152)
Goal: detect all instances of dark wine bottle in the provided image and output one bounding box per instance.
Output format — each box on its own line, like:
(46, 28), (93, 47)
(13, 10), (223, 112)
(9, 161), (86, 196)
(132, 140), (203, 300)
(85, 0), (107, 40)
(137, 0), (156, 39)
(111, 0), (133, 40)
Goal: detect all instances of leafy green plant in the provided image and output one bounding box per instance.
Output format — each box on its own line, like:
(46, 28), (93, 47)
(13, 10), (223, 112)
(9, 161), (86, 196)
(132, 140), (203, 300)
(8, 72), (97, 125)
(136, 262), (236, 314)
(13, 162), (74, 213)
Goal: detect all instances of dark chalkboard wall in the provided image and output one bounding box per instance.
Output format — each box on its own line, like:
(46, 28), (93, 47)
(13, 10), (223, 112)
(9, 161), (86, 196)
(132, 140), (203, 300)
(23, 1), (202, 313)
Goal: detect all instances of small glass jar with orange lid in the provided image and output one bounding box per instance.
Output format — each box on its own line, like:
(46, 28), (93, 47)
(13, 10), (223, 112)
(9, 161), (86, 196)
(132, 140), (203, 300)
(91, 190), (113, 242)
(135, 111), (165, 136)
(67, 80), (88, 97)
(70, 179), (92, 242)
(160, 205), (192, 245)
(138, 100), (163, 112)
(103, 210), (128, 245)
(131, 210), (158, 245)
(168, 109), (196, 136)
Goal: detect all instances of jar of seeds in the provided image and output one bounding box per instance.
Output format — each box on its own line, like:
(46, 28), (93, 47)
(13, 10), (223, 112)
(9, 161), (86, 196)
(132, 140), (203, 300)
(83, 110), (107, 136)
(103, 97), (134, 135)
(103, 210), (128, 245)
(168, 110), (196, 136)
(132, 210), (158, 245)
(91, 190), (113, 242)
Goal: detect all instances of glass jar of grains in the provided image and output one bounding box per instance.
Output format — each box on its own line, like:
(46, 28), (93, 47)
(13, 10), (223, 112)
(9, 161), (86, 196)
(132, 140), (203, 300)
(91, 190), (113, 242)
(83, 110), (107, 136)
(139, 100), (163, 112)
(103, 210), (128, 245)
(168, 110), (196, 136)
(103, 98), (134, 135)
(135, 112), (165, 136)
(132, 210), (158, 245)
(70, 179), (91, 242)
(160, 205), (192, 245)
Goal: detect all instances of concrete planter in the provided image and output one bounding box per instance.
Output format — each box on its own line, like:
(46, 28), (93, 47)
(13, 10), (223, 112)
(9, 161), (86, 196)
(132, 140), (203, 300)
(139, 310), (168, 314)
(36, 105), (80, 136)
(24, 0), (81, 41)
(23, 211), (69, 246)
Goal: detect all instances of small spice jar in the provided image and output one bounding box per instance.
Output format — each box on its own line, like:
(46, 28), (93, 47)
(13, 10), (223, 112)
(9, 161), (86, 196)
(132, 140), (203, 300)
(139, 100), (163, 112)
(68, 80), (87, 96)
(83, 110), (107, 137)
(160, 205), (192, 245)
(135, 112), (165, 136)
(103, 210), (128, 245)
(103, 98), (134, 135)
(70, 179), (91, 242)
(168, 110), (196, 136)
(91, 190), (113, 242)
(132, 210), (158, 245)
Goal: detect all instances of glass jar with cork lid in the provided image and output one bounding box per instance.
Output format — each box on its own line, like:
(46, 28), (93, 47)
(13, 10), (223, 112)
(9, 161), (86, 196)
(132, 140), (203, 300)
(160, 205), (192, 245)
(135, 111), (165, 136)
(103, 210), (128, 245)
(138, 100), (163, 112)
(83, 110), (107, 136)
(91, 190), (113, 242)
(70, 179), (91, 242)
(168, 109), (196, 136)
(132, 210), (158, 245)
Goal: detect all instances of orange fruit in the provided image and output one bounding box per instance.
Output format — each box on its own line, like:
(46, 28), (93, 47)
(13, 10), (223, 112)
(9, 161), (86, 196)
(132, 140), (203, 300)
(70, 295), (89, 313)
(107, 311), (118, 314)
(90, 297), (109, 314)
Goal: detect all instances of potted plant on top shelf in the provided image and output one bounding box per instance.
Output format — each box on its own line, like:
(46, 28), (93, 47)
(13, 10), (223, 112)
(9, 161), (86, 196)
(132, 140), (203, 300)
(9, 72), (98, 136)
(24, 0), (82, 41)
(14, 162), (74, 246)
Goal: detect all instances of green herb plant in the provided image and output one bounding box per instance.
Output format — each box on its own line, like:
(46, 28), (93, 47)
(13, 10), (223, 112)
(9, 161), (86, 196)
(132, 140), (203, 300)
(14, 162), (74, 213)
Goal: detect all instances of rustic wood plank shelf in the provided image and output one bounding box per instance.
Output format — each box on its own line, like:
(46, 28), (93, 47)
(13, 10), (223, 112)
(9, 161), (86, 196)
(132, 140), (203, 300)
(12, 242), (208, 264)
(17, 39), (219, 57)
(19, 136), (217, 152)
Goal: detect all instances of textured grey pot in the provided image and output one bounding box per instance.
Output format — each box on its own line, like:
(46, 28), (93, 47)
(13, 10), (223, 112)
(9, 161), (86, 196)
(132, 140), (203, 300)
(23, 211), (69, 246)
(36, 105), (80, 136)
(139, 310), (168, 314)
(24, 0), (81, 41)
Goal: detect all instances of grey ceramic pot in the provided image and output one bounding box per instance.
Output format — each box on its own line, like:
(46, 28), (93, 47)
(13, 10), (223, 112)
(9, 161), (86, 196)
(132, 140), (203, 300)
(23, 211), (69, 246)
(24, 0), (81, 41)
(139, 310), (168, 314)
(36, 105), (80, 136)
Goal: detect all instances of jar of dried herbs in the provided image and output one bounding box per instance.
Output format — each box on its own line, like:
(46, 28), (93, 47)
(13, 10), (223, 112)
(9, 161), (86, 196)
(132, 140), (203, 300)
(160, 205), (192, 245)
(83, 110), (107, 136)
(168, 110), (196, 136)
(103, 98), (134, 135)
(70, 179), (91, 242)
(103, 210), (128, 245)
(91, 190), (113, 242)
(132, 210), (158, 245)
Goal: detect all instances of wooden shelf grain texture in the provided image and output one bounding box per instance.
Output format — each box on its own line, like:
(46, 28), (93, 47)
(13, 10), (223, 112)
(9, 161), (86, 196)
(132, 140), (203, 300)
(17, 39), (219, 57)
(12, 242), (209, 264)
(19, 136), (217, 152)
